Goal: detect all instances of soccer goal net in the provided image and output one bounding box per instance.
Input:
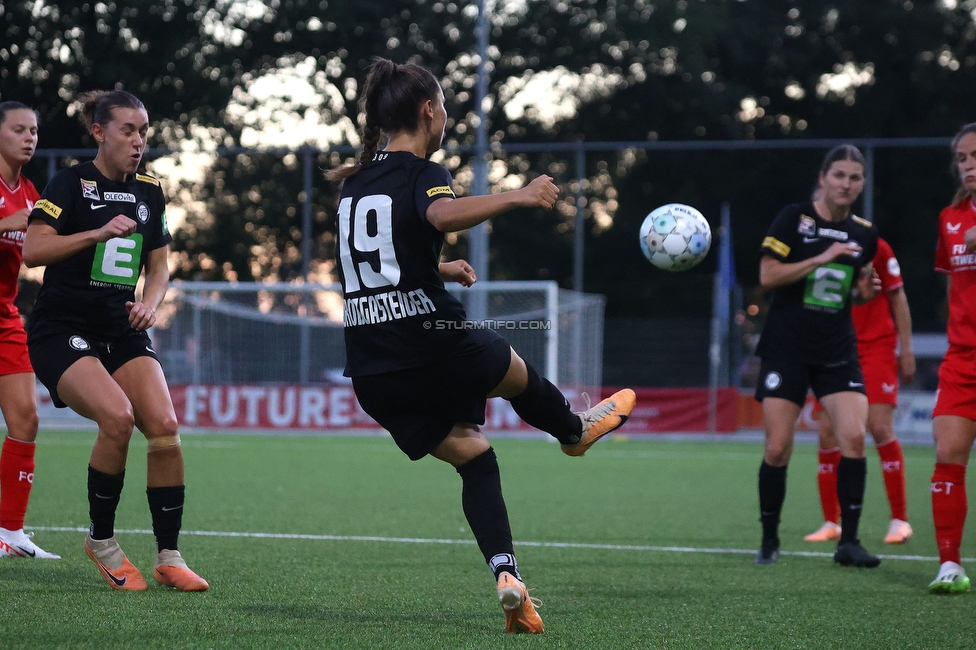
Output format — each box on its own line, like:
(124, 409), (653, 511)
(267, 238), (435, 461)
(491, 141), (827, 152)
(153, 280), (605, 395)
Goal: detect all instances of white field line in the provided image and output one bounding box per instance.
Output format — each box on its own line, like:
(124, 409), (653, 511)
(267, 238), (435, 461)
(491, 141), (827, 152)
(28, 526), (972, 563)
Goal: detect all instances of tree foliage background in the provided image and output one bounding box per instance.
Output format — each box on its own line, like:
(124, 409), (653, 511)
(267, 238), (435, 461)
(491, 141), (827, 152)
(3, 0), (975, 331)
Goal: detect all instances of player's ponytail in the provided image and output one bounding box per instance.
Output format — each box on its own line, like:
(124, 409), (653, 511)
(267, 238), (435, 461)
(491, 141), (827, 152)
(327, 58), (442, 183)
(77, 90), (145, 132)
(950, 122), (976, 207)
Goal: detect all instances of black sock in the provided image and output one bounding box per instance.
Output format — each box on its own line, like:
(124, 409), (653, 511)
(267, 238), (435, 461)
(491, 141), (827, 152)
(147, 485), (185, 552)
(758, 462), (787, 546)
(88, 466), (124, 540)
(508, 363), (583, 445)
(837, 456), (867, 545)
(457, 448), (519, 581)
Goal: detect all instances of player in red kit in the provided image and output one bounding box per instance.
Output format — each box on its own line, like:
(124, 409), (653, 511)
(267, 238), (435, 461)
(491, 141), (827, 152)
(927, 122), (976, 594)
(0, 101), (59, 559)
(805, 238), (915, 546)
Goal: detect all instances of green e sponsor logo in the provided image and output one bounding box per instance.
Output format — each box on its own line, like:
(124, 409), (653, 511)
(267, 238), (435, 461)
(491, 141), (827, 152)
(803, 263), (854, 310)
(91, 234), (143, 286)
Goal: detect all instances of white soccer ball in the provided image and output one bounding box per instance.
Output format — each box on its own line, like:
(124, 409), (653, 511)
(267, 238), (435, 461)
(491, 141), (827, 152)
(639, 203), (711, 272)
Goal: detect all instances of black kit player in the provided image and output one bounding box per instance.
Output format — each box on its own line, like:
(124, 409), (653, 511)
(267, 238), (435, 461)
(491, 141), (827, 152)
(23, 90), (207, 591)
(327, 58), (636, 634)
(753, 144), (882, 568)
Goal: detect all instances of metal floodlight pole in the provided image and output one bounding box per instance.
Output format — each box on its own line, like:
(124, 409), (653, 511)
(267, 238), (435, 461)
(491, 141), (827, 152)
(467, 0), (491, 321)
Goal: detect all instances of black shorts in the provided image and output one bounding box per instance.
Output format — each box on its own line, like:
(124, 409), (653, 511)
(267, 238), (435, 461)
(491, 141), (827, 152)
(351, 333), (512, 461)
(27, 321), (159, 408)
(754, 350), (866, 407)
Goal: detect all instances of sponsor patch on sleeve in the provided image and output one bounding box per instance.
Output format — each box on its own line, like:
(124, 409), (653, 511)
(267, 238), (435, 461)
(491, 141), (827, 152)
(136, 173), (160, 186)
(425, 185), (454, 198)
(761, 236), (790, 258)
(35, 199), (62, 219)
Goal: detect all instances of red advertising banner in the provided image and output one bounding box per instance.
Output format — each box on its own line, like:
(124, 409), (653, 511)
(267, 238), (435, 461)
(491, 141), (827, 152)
(170, 384), (739, 433)
(606, 387), (739, 433)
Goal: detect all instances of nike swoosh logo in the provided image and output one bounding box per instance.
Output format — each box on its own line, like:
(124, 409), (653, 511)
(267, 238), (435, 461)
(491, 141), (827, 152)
(91, 203), (107, 210)
(98, 565), (127, 587)
(94, 494), (115, 499)
(146, 346), (155, 353)
(15, 545), (36, 558)
(848, 382), (864, 387)
(161, 505), (183, 512)
(803, 237), (820, 243)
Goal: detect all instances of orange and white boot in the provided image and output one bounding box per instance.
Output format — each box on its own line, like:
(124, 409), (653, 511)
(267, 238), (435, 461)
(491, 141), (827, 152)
(154, 549), (210, 592)
(562, 389), (636, 457)
(497, 571), (544, 634)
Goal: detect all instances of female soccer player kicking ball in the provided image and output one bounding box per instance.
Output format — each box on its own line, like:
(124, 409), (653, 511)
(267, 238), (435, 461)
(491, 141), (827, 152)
(328, 58), (635, 633)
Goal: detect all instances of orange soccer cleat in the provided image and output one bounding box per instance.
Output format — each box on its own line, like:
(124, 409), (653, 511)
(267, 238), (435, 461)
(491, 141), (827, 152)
(154, 549), (210, 592)
(84, 535), (148, 591)
(803, 521), (842, 542)
(883, 519), (913, 545)
(562, 389), (636, 457)
(497, 571), (544, 634)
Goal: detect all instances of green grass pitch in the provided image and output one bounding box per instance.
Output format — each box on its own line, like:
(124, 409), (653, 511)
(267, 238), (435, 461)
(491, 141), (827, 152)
(1, 431), (974, 649)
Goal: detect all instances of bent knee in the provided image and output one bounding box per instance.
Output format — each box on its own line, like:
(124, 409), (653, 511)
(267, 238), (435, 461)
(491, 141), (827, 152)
(98, 405), (136, 441)
(6, 409), (39, 441)
(144, 416), (181, 453)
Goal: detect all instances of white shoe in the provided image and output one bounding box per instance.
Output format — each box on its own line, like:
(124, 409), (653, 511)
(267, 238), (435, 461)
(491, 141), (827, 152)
(0, 527), (61, 559)
(929, 561), (971, 594)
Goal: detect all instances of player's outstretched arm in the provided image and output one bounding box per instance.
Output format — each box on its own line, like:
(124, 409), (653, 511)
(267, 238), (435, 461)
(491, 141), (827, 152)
(23, 215), (137, 267)
(426, 175), (558, 233)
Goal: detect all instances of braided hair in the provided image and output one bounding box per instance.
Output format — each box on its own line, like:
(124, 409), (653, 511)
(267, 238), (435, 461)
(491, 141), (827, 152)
(327, 58), (442, 182)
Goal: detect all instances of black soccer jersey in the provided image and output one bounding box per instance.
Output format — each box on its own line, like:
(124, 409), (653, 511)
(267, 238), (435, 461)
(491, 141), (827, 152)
(27, 161), (172, 337)
(756, 202), (878, 364)
(337, 151), (475, 376)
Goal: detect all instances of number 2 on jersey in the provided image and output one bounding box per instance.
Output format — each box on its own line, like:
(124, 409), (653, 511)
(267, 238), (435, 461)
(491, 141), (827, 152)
(337, 195), (401, 293)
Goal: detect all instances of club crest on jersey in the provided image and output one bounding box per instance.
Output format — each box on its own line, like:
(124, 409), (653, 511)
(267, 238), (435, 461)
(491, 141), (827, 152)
(947, 222), (961, 234)
(68, 335), (90, 351)
(764, 372), (782, 390)
(81, 179), (100, 200)
(797, 215), (816, 236)
(887, 257), (900, 276)
(136, 202), (150, 224)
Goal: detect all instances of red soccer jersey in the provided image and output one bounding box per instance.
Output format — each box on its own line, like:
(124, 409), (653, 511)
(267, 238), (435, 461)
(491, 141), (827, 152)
(851, 238), (903, 345)
(935, 196), (976, 348)
(0, 174), (39, 318)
